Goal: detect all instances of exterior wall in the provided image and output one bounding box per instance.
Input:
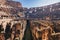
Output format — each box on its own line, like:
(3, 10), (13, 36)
(6, 1), (22, 8)
(0, 0), (6, 4)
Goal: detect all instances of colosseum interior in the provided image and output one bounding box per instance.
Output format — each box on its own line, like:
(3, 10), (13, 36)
(0, 0), (60, 40)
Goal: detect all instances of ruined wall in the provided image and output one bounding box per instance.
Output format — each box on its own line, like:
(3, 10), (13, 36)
(30, 20), (60, 40)
(0, 19), (60, 40)
(0, 19), (27, 40)
(0, 0), (22, 17)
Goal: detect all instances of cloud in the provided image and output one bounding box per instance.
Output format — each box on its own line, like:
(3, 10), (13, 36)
(13, 0), (60, 8)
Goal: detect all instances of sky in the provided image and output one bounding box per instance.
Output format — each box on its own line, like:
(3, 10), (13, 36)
(14, 0), (60, 8)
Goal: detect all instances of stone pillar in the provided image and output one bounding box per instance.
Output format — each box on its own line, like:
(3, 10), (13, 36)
(2, 22), (7, 33)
